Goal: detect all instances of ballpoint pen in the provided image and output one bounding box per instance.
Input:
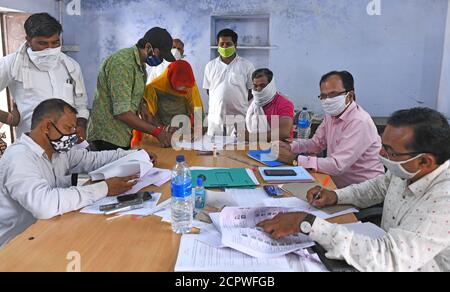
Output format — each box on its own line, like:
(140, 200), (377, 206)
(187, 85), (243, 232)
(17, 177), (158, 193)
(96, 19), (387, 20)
(310, 175), (331, 208)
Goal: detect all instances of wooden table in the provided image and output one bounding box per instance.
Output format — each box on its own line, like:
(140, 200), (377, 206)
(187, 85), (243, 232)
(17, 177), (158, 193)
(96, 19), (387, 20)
(0, 142), (357, 272)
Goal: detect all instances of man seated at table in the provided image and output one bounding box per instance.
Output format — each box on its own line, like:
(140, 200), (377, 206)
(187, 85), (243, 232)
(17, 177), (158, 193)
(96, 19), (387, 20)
(131, 60), (204, 147)
(275, 71), (385, 188)
(258, 107), (450, 272)
(245, 68), (294, 142)
(0, 99), (157, 247)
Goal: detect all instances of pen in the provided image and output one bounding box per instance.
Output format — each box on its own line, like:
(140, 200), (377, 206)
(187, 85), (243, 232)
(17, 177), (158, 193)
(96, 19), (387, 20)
(310, 175), (331, 208)
(104, 203), (144, 216)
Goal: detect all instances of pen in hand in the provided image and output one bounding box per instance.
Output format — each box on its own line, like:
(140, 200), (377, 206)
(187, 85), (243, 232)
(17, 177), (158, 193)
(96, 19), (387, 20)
(309, 175), (331, 209)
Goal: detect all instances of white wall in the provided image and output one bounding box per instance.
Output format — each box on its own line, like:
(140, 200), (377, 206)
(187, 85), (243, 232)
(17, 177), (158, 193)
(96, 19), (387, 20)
(438, 1), (450, 119)
(0, 0), (57, 14)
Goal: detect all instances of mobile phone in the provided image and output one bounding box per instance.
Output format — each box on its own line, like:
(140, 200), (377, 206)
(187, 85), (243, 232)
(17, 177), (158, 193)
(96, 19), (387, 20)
(263, 186), (283, 197)
(263, 169), (297, 177)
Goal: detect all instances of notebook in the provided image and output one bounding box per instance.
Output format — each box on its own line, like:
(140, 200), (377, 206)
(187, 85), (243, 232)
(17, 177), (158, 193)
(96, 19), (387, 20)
(247, 149), (284, 167)
(259, 166), (315, 183)
(191, 168), (257, 188)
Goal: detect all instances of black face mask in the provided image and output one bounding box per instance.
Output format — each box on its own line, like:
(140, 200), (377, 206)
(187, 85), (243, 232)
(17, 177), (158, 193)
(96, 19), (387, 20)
(46, 122), (78, 153)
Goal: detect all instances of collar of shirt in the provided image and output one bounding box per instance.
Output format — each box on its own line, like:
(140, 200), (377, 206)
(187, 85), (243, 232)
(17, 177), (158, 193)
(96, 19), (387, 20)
(408, 160), (450, 196)
(132, 45), (145, 72)
(19, 133), (46, 158)
(334, 101), (358, 122)
(219, 54), (240, 67)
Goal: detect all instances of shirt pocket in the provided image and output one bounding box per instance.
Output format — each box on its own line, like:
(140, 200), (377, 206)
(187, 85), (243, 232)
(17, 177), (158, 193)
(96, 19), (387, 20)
(229, 72), (245, 87)
(63, 83), (75, 102)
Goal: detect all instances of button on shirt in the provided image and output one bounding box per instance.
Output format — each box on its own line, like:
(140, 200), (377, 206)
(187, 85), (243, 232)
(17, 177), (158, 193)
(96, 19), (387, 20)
(309, 161), (450, 272)
(203, 56), (255, 135)
(88, 46), (147, 148)
(291, 102), (385, 188)
(0, 134), (133, 247)
(0, 52), (90, 137)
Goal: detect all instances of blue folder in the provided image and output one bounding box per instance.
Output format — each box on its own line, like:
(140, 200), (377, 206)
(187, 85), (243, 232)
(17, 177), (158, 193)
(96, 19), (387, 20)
(247, 149), (284, 167)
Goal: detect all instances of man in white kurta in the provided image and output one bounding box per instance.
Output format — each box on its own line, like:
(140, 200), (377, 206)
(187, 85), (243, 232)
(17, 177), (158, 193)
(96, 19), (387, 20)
(0, 13), (89, 139)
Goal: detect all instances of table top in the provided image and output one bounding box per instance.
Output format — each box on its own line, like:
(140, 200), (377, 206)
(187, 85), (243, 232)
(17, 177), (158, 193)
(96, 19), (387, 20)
(0, 141), (357, 272)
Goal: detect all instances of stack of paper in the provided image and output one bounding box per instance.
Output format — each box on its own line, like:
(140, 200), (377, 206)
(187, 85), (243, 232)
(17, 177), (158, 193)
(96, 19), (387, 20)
(175, 135), (246, 151)
(259, 166), (316, 183)
(263, 197), (359, 219)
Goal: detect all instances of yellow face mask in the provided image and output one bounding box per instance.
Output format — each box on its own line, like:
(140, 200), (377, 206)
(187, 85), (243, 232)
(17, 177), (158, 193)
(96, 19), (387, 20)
(218, 46), (236, 58)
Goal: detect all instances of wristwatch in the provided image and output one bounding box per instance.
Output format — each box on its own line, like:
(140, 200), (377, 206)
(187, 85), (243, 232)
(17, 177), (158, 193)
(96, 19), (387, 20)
(292, 154), (300, 166)
(299, 214), (316, 235)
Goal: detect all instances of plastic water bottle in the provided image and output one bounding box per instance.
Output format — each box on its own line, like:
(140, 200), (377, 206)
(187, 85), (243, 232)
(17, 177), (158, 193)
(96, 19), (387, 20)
(194, 177), (206, 210)
(171, 155), (193, 234)
(297, 107), (311, 139)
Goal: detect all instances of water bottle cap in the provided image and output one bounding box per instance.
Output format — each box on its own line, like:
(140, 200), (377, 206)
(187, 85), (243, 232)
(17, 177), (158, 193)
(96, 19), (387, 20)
(197, 177), (203, 187)
(176, 155), (185, 163)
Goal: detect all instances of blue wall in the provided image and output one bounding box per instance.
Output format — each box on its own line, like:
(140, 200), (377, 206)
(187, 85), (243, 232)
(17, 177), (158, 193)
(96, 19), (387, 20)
(11, 0), (450, 117)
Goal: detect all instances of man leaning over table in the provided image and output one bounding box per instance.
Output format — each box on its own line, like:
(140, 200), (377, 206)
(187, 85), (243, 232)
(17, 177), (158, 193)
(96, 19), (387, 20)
(0, 99), (157, 247)
(259, 107), (450, 272)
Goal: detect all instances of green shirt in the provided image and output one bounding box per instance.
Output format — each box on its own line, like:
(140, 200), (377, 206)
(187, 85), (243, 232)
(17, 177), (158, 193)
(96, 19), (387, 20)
(87, 46), (147, 148)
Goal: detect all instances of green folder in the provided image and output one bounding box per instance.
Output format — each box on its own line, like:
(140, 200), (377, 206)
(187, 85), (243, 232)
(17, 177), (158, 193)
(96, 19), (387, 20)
(191, 168), (257, 188)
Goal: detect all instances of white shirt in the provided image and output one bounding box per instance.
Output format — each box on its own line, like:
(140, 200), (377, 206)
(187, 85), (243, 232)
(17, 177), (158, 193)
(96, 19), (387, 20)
(0, 52), (90, 137)
(310, 161), (450, 272)
(0, 134), (132, 247)
(146, 61), (171, 84)
(203, 56), (255, 135)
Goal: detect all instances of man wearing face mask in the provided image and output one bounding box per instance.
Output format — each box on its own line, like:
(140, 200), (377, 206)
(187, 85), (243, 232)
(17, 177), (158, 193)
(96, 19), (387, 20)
(276, 71), (384, 188)
(245, 68), (294, 141)
(88, 27), (176, 150)
(203, 29), (255, 136)
(146, 38), (185, 84)
(258, 107), (450, 272)
(0, 99), (158, 247)
(0, 13), (89, 141)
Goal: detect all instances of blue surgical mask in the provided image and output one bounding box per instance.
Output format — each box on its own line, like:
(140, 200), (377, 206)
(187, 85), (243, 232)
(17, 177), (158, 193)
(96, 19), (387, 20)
(146, 48), (163, 67)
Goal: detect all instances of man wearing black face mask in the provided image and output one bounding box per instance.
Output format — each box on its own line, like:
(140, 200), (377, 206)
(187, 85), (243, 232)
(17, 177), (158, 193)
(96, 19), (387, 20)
(88, 27), (176, 150)
(0, 99), (157, 247)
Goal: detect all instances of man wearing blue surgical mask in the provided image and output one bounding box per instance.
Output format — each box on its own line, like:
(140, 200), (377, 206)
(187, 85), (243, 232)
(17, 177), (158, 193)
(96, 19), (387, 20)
(0, 13), (90, 142)
(88, 27), (176, 150)
(0, 99), (157, 247)
(258, 107), (450, 272)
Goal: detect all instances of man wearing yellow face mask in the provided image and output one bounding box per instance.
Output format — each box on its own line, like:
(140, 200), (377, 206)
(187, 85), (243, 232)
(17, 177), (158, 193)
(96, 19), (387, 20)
(203, 29), (255, 136)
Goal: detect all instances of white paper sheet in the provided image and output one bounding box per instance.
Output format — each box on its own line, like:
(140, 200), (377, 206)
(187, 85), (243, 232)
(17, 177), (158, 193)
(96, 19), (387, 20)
(219, 207), (315, 258)
(175, 235), (305, 272)
(80, 193), (162, 216)
(175, 135), (245, 151)
(89, 151), (152, 181)
(123, 168), (171, 195)
(263, 197), (359, 219)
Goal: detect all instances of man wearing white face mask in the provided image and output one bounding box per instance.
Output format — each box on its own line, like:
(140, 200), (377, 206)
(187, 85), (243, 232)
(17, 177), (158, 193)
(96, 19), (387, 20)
(0, 13), (89, 141)
(276, 71), (384, 188)
(245, 68), (294, 141)
(146, 38), (185, 84)
(258, 107), (450, 272)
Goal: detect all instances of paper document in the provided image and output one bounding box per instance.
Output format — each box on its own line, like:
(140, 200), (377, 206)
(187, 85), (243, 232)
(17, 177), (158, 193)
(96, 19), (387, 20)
(175, 235), (305, 272)
(263, 197), (358, 219)
(80, 193), (162, 216)
(176, 135), (245, 151)
(219, 207), (315, 258)
(89, 151), (152, 181)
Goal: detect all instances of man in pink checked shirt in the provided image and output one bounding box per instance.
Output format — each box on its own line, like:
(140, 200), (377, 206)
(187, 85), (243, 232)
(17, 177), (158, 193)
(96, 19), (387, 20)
(276, 71), (385, 188)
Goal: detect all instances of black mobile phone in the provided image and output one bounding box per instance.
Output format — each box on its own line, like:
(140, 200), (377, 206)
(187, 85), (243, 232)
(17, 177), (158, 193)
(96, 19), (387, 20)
(263, 169), (297, 177)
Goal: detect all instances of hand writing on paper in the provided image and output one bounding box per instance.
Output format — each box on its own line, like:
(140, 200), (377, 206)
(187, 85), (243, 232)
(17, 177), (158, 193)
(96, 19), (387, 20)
(257, 212), (307, 240)
(306, 186), (338, 208)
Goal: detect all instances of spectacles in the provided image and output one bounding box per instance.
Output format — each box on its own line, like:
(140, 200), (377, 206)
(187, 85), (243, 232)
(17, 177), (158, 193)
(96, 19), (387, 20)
(318, 91), (348, 100)
(382, 144), (422, 160)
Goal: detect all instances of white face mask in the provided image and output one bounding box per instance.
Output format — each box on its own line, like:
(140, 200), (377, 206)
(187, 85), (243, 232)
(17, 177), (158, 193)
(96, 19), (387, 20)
(252, 79), (277, 107)
(171, 48), (183, 61)
(321, 93), (349, 116)
(27, 46), (61, 71)
(379, 154), (423, 180)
